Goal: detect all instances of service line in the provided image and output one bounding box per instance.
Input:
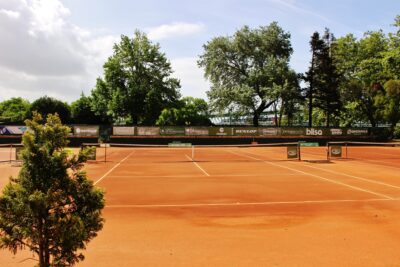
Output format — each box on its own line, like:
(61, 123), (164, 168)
(227, 150), (394, 200)
(94, 151), (135, 185)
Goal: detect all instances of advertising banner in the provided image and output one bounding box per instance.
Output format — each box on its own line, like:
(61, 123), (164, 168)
(113, 126), (135, 136)
(346, 128), (369, 136)
(208, 127), (233, 136)
(233, 127), (259, 136)
(0, 126), (28, 135)
(73, 125), (99, 137)
(185, 127), (209, 136)
(160, 127), (185, 136)
(281, 128), (305, 136)
(259, 128), (281, 136)
(137, 127), (160, 136)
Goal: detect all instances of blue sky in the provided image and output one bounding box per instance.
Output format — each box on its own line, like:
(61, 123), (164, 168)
(0, 0), (399, 102)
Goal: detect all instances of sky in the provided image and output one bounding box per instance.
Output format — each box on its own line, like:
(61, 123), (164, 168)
(0, 0), (399, 103)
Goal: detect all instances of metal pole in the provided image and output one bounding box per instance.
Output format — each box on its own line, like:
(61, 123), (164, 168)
(191, 145), (195, 161)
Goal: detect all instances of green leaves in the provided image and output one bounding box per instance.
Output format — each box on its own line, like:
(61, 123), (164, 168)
(91, 30), (181, 125)
(198, 22), (297, 126)
(0, 113), (104, 266)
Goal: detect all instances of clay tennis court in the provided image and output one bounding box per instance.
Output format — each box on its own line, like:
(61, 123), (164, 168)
(2, 144), (400, 266)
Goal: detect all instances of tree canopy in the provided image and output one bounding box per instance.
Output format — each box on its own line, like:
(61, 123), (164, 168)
(30, 96), (71, 123)
(156, 97), (210, 126)
(91, 30), (181, 125)
(0, 113), (104, 266)
(198, 22), (297, 126)
(0, 97), (30, 123)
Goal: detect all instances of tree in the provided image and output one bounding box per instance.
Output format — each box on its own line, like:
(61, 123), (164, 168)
(0, 97), (30, 123)
(156, 97), (211, 126)
(0, 113), (104, 267)
(304, 29), (341, 127)
(71, 93), (103, 124)
(377, 80), (400, 132)
(30, 96), (71, 123)
(91, 30), (181, 125)
(333, 31), (389, 126)
(198, 22), (295, 126)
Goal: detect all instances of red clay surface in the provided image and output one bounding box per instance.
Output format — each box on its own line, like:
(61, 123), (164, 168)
(1, 145), (400, 266)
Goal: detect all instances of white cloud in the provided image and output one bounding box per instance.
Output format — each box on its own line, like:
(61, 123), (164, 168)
(0, 0), (117, 102)
(0, 9), (20, 19)
(170, 57), (209, 100)
(147, 22), (205, 40)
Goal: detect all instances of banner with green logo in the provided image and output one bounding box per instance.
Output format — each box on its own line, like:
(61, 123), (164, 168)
(160, 127), (185, 136)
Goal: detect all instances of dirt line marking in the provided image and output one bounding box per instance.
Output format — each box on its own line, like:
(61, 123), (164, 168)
(185, 155), (210, 176)
(94, 151), (135, 185)
(227, 150), (394, 200)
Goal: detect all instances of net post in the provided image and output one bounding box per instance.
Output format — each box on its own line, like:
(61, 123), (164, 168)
(345, 142), (348, 159)
(191, 145), (195, 162)
(326, 142), (330, 161)
(297, 142), (301, 161)
(10, 144), (12, 163)
(104, 144), (107, 163)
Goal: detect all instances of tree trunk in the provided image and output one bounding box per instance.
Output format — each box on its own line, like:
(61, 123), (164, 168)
(326, 110), (330, 127)
(308, 88), (313, 127)
(253, 113), (259, 127)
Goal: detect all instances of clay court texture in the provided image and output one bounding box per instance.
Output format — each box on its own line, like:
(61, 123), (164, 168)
(1, 143), (400, 266)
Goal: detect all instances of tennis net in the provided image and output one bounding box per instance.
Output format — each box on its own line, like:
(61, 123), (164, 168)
(327, 141), (400, 161)
(81, 142), (301, 163)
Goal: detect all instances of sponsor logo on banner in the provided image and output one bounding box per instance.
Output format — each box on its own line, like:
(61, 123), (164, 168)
(330, 128), (343, 135)
(113, 127), (135, 136)
(281, 128), (305, 136)
(137, 127), (160, 136)
(347, 129), (368, 135)
(234, 128), (258, 136)
(287, 146), (298, 159)
(259, 128), (280, 136)
(306, 128), (323, 136)
(330, 146), (342, 157)
(73, 126), (99, 137)
(185, 127), (209, 136)
(209, 127), (233, 136)
(160, 127), (185, 136)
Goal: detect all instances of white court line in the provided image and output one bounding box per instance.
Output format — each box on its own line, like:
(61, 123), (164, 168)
(94, 151), (135, 185)
(227, 150), (394, 200)
(185, 154), (210, 176)
(107, 173), (304, 178)
(105, 198), (398, 208)
(301, 164), (400, 190)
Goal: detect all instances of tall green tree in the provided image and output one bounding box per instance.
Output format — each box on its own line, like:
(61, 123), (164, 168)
(198, 22), (295, 126)
(0, 113), (104, 267)
(304, 29), (341, 127)
(156, 97), (210, 126)
(0, 97), (31, 123)
(376, 80), (400, 132)
(71, 93), (103, 124)
(91, 31), (181, 125)
(30, 96), (71, 123)
(333, 30), (389, 126)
